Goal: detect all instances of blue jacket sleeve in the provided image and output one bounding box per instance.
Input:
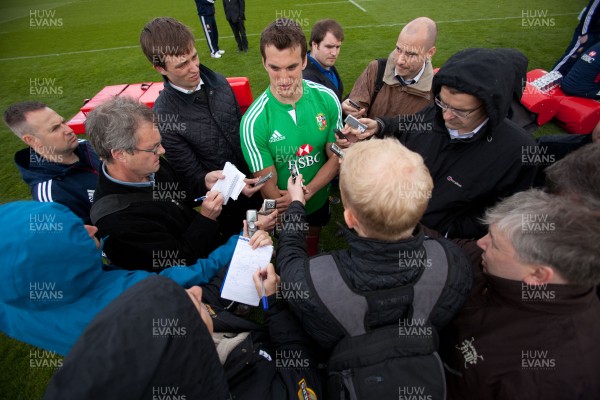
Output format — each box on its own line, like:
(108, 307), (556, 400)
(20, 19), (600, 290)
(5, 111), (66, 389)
(158, 235), (237, 287)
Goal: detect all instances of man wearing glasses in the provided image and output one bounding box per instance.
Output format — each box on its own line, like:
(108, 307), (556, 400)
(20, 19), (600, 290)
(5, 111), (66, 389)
(341, 17), (437, 119)
(339, 48), (537, 239)
(86, 96), (226, 271)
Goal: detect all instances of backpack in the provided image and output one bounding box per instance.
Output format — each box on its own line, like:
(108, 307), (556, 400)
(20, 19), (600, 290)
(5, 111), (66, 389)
(308, 239), (449, 400)
(370, 58), (388, 107)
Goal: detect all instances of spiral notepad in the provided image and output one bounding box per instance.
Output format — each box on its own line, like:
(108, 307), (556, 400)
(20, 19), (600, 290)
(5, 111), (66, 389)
(212, 162), (246, 205)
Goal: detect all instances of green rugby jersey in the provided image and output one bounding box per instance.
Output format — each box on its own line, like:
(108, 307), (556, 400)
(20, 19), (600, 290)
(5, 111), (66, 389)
(241, 80), (342, 214)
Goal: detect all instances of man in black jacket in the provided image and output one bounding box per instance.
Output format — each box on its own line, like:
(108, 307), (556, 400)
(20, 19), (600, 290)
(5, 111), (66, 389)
(87, 96), (226, 271)
(44, 266), (324, 400)
(303, 19), (344, 101)
(140, 17), (263, 240)
(223, 0), (247, 52)
(277, 138), (472, 350)
(342, 48), (538, 239)
(440, 190), (600, 400)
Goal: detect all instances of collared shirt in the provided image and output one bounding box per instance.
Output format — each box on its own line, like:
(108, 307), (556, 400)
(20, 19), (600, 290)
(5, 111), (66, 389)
(307, 53), (339, 89)
(395, 61), (427, 85)
(169, 79), (204, 95)
(447, 118), (490, 140)
(102, 163), (155, 187)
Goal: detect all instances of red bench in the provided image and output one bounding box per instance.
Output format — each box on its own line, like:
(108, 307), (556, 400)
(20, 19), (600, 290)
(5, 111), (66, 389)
(68, 78), (253, 134)
(522, 69), (600, 134)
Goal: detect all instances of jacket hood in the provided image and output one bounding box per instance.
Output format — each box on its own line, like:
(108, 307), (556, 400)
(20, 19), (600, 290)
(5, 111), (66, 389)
(433, 48), (528, 129)
(0, 201), (148, 355)
(44, 275), (229, 400)
(14, 141), (98, 185)
(15, 147), (67, 185)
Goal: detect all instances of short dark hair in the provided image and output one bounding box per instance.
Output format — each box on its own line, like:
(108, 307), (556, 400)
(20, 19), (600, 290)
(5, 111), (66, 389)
(260, 19), (307, 61)
(3, 101), (48, 138)
(309, 19), (344, 46)
(545, 142), (600, 209)
(140, 17), (195, 69)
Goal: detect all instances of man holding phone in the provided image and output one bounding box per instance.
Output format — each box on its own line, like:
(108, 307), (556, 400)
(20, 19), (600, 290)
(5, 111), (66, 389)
(342, 17), (437, 118)
(241, 18), (343, 256)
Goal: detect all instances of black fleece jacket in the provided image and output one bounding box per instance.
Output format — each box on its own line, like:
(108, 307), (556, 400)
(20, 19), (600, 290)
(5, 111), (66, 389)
(94, 158), (220, 271)
(378, 48), (537, 239)
(277, 201), (472, 349)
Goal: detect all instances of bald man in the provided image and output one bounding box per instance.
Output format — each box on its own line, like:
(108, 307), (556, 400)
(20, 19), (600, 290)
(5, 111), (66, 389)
(342, 17), (437, 118)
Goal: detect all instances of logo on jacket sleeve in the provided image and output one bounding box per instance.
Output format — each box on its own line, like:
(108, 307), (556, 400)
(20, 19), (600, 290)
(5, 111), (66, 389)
(296, 144), (313, 157)
(316, 113), (327, 131)
(582, 51), (596, 64)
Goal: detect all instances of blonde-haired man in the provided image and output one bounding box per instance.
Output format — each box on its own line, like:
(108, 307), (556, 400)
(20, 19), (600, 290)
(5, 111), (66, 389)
(276, 137), (472, 349)
(339, 137), (433, 240)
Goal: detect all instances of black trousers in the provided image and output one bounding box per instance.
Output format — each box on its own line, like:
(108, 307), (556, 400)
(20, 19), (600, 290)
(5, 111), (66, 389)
(228, 19), (248, 51)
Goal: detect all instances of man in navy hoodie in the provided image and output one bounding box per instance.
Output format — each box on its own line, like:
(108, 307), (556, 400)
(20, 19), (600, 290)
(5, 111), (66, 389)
(4, 101), (100, 224)
(194, 0), (224, 58)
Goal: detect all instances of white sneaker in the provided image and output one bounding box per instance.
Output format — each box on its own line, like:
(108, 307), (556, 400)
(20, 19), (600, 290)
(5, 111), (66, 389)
(217, 50), (225, 55)
(211, 52), (222, 59)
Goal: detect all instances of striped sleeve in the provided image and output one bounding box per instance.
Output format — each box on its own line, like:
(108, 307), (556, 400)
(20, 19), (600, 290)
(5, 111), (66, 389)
(240, 92), (273, 173)
(33, 180), (54, 202)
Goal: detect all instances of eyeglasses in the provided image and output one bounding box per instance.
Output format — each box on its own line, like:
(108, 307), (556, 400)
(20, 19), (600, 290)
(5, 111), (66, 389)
(133, 142), (163, 155)
(434, 96), (483, 119)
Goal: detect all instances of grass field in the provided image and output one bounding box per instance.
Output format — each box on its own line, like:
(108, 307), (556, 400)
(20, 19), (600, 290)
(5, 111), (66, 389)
(0, 0), (588, 398)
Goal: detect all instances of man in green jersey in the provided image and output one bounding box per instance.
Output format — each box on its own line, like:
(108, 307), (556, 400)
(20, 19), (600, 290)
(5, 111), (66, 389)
(241, 18), (342, 255)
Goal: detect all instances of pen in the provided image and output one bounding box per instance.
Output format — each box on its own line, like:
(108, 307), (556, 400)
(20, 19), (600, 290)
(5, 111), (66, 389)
(260, 269), (269, 311)
(194, 195), (207, 202)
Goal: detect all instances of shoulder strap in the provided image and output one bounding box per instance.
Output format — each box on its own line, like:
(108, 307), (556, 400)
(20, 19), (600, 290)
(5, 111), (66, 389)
(308, 240), (450, 337)
(90, 193), (151, 225)
(412, 240), (449, 321)
(370, 58), (388, 107)
(308, 255), (368, 336)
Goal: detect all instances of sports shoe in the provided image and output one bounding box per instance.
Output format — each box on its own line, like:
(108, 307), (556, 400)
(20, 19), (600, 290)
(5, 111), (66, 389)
(210, 52), (222, 59)
(217, 50), (225, 55)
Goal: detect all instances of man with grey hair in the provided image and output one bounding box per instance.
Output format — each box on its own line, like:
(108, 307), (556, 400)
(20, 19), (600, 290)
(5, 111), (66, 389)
(87, 96), (225, 271)
(342, 16), (437, 118)
(441, 189), (600, 399)
(3, 101), (100, 223)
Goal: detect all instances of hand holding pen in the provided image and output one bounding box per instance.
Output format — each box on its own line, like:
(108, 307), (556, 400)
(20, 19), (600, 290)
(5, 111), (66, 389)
(253, 263), (279, 311)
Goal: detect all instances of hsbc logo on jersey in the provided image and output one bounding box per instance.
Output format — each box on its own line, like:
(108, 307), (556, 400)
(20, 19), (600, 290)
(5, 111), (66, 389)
(296, 144), (313, 157)
(289, 144), (321, 170)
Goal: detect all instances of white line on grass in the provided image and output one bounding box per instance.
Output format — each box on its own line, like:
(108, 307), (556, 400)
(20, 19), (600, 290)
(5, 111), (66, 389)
(295, 0), (374, 5)
(349, 0), (367, 12)
(0, 12), (579, 62)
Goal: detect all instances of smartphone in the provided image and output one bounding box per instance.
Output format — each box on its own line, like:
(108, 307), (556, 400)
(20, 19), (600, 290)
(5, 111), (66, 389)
(330, 143), (345, 159)
(334, 128), (347, 141)
(289, 163), (299, 183)
(246, 209), (258, 238)
(259, 199), (277, 215)
(345, 114), (367, 133)
(348, 98), (362, 110)
(252, 171), (273, 187)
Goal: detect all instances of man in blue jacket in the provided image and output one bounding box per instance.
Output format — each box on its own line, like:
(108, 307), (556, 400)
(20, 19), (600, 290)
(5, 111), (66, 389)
(4, 101), (100, 224)
(0, 200), (271, 356)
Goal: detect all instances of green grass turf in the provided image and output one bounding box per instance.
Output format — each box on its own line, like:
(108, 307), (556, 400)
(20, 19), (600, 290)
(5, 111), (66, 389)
(0, 0), (588, 397)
